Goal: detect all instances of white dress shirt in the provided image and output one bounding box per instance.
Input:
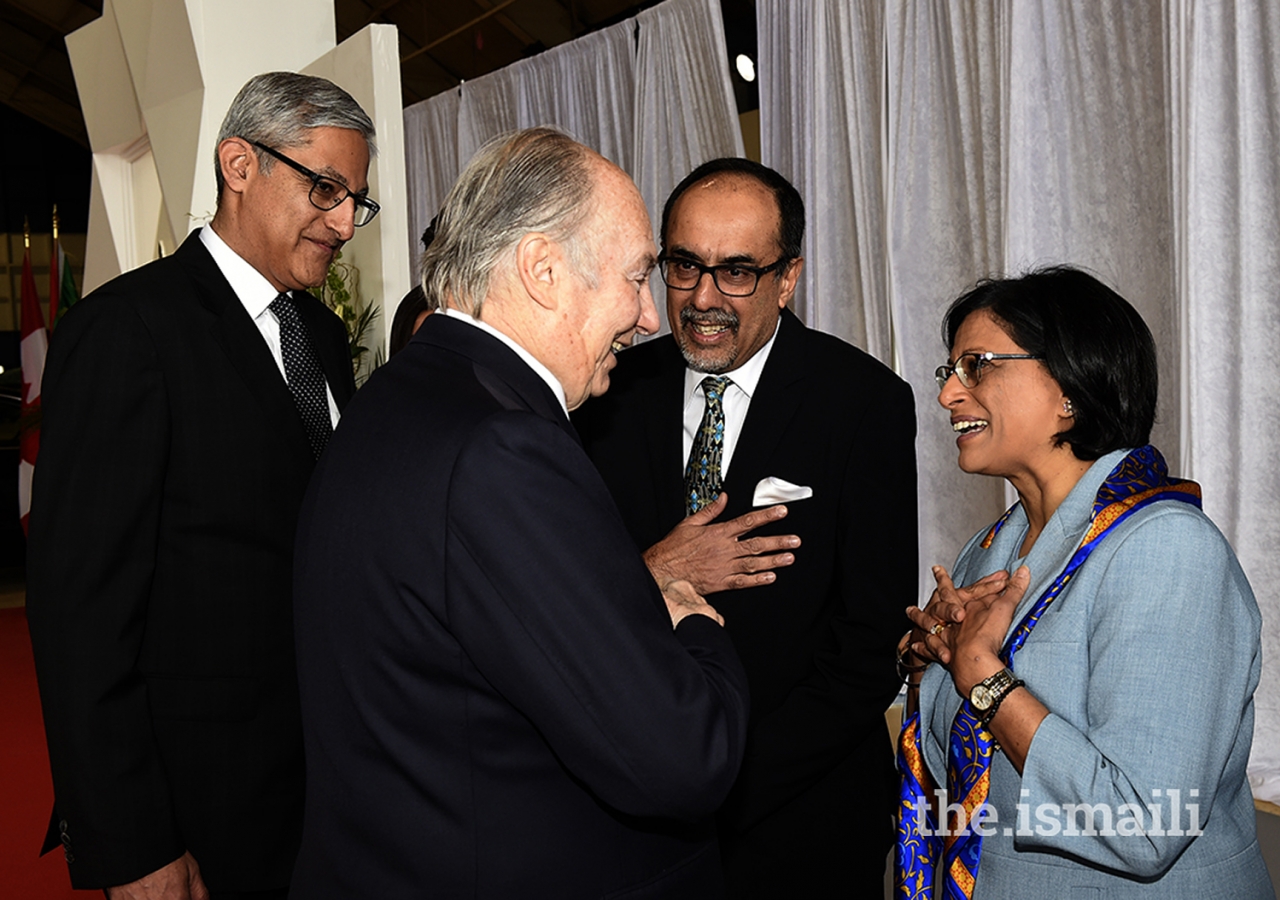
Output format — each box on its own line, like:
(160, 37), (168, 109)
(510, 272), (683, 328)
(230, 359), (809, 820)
(199, 225), (340, 427)
(681, 317), (781, 478)
(441, 308), (569, 416)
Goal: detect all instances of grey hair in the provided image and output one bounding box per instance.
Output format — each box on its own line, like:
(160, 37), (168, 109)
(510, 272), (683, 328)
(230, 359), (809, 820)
(421, 127), (600, 317)
(215, 72), (377, 201)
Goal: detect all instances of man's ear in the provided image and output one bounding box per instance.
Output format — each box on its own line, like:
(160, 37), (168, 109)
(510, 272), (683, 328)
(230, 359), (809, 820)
(777, 256), (804, 309)
(217, 137), (255, 196)
(514, 233), (562, 311)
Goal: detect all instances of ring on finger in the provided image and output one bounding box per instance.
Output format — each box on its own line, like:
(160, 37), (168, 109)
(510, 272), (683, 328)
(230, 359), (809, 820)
(928, 622), (949, 636)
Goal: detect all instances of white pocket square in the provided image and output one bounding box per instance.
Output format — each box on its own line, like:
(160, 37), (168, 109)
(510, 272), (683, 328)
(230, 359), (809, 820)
(753, 476), (813, 506)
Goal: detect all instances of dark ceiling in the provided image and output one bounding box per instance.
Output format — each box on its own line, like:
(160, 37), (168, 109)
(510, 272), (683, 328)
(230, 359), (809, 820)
(0, 0), (754, 233)
(0, 0), (100, 148)
(0, 0), (756, 149)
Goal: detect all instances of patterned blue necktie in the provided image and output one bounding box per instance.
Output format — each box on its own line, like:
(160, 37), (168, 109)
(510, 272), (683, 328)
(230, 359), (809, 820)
(270, 292), (332, 460)
(684, 376), (731, 514)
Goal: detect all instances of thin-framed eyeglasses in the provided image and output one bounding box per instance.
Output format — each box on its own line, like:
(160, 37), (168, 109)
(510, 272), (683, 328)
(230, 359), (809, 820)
(658, 254), (788, 298)
(935, 352), (1044, 390)
(249, 140), (380, 227)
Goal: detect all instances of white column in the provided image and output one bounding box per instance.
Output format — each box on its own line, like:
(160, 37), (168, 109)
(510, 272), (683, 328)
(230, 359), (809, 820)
(305, 25), (411, 362)
(68, 0), (409, 309)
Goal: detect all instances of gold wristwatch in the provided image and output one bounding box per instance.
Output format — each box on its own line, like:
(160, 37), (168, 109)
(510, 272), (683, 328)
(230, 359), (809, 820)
(968, 667), (1024, 726)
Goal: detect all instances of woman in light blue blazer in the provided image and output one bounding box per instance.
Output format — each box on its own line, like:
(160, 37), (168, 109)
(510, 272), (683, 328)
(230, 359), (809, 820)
(894, 267), (1273, 899)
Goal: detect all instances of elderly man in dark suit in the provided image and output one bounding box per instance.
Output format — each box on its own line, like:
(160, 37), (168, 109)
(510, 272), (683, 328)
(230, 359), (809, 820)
(290, 128), (751, 899)
(573, 158), (918, 897)
(26, 72), (375, 900)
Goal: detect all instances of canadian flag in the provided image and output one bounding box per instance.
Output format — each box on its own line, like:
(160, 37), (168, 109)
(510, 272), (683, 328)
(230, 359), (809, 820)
(18, 246), (47, 534)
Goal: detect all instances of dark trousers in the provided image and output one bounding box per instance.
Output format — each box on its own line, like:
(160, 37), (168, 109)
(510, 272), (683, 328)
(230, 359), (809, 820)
(721, 752), (895, 899)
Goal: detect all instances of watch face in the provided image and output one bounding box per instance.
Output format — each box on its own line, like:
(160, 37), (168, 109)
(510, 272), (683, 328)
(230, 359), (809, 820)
(971, 684), (995, 710)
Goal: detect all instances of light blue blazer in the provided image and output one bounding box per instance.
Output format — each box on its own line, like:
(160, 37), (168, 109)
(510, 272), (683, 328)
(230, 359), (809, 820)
(917, 449), (1274, 899)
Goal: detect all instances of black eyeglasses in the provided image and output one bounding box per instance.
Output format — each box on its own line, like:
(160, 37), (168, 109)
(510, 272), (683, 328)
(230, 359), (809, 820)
(250, 140), (380, 227)
(935, 352), (1044, 390)
(658, 254), (789, 298)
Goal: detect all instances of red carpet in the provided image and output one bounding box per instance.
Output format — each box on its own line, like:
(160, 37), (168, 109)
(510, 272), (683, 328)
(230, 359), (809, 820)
(0, 607), (90, 898)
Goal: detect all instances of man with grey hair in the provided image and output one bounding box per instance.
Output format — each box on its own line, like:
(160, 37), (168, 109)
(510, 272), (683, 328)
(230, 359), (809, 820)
(290, 127), (751, 898)
(28, 72), (375, 900)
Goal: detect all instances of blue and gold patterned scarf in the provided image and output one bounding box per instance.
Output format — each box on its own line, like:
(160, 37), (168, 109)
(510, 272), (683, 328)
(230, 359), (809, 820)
(894, 445), (1201, 899)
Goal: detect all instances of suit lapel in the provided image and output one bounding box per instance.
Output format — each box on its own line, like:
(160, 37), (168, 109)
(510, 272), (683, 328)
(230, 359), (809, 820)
(645, 339), (690, 526)
(175, 233), (314, 463)
(721, 310), (808, 514)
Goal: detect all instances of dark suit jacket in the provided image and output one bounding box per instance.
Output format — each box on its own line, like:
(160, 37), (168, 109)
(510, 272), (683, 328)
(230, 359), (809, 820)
(573, 309), (917, 893)
(26, 232), (355, 891)
(290, 313), (751, 899)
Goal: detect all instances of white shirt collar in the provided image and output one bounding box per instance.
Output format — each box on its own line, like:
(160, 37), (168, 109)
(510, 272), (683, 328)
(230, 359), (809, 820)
(441, 307), (569, 416)
(199, 223), (283, 315)
(681, 314), (782, 407)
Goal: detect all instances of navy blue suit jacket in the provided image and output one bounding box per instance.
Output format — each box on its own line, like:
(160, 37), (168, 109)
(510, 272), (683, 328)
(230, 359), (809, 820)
(291, 313), (751, 898)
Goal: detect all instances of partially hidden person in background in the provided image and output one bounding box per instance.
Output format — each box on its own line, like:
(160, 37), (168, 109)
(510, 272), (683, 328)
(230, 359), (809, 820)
(26, 71), (377, 900)
(389, 218), (437, 357)
(897, 266), (1273, 899)
(290, 127), (751, 899)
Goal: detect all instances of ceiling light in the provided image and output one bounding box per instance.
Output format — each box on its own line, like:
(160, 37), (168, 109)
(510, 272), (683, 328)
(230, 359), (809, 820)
(735, 54), (756, 83)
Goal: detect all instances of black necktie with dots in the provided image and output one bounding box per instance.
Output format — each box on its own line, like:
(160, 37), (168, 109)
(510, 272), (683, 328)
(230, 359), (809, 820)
(269, 292), (332, 459)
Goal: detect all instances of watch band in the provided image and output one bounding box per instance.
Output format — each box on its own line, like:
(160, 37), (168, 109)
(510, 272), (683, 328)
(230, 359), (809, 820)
(978, 674), (1025, 727)
(969, 667), (1014, 710)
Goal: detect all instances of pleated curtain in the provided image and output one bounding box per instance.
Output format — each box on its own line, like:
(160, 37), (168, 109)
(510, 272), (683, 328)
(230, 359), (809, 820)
(1176, 0), (1280, 807)
(402, 87), (459, 258)
(401, 0), (743, 332)
(757, 0), (1280, 804)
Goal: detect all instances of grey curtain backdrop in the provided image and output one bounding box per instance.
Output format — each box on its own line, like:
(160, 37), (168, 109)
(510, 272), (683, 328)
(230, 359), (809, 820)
(757, 0), (1280, 804)
(401, 0), (743, 334)
(399, 0), (1278, 805)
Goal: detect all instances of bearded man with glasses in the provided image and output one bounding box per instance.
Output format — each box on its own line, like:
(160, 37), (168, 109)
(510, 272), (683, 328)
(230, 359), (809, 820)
(27, 72), (375, 900)
(574, 157), (919, 897)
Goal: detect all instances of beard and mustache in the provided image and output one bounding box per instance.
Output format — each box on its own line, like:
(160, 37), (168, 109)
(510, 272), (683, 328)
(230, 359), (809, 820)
(675, 306), (740, 374)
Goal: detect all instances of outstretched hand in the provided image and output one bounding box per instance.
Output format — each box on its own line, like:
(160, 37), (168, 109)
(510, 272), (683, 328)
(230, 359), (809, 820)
(643, 493), (800, 595)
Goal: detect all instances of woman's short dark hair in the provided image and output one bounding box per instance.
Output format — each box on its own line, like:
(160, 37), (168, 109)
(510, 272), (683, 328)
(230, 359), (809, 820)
(942, 266), (1157, 461)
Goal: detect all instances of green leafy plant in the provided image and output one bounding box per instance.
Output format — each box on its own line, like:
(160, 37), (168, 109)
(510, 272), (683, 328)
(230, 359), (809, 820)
(319, 250), (380, 385)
